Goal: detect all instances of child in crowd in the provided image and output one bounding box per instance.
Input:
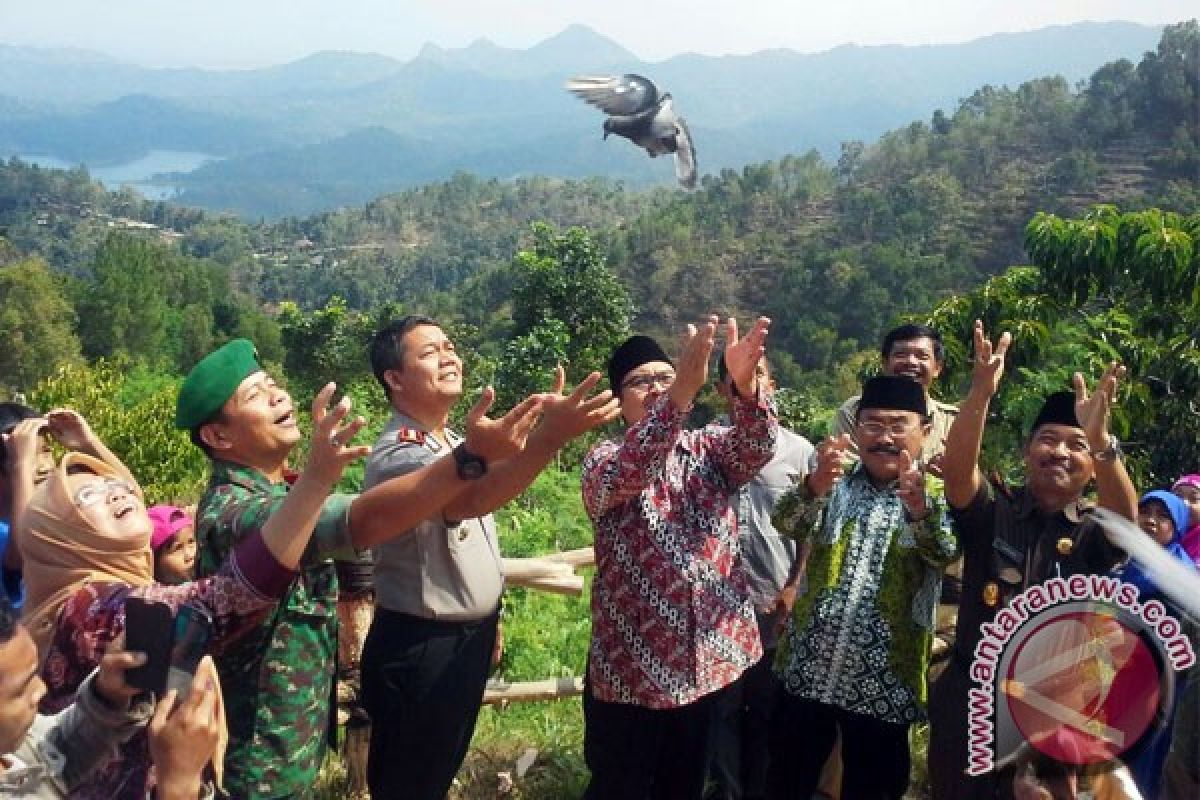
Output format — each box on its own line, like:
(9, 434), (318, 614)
(1170, 474), (1200, 563)
(148, 505), (196, 585)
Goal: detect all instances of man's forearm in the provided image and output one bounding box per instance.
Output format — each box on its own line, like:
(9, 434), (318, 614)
(942, 385), (989, 509)
(350, 456), (471, 548)
(1094, 457), (1138, 521)
(442, 432), (560, 521)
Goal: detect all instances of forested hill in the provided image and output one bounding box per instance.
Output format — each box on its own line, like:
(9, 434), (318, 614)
(0, 22), (1196, 394)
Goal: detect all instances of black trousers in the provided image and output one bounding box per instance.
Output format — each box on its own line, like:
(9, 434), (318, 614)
(767, 693), (911, 800)
(583, 681), (726, 800)
(927, 657), (1003, 800)
(361, 607), (498, 800)
(705, 652), (782, 800)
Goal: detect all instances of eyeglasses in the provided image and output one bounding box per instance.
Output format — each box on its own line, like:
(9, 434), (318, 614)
(856, 420), (921, 438)
(621, 371), (676, 391)
(73, 477), (137, 508)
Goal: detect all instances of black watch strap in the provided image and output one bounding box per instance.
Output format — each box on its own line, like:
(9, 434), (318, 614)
(452, 443), (488, 480)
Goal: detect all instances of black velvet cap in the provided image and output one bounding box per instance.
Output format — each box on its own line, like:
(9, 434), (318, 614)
(858, 375), (927, 417)
(1030, 390), (1080, 434)
(608, 335), (673, 391)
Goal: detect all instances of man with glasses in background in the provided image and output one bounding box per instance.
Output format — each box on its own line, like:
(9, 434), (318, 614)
(581, 318), (778, 799)
(767, 375), (959, 800)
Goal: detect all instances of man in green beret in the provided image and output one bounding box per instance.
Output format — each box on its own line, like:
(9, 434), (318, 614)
(178, 338), (546, 799)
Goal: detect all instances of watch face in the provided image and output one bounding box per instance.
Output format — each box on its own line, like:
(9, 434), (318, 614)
(460, 459), (485, 480)
(454, 446), (487, 480)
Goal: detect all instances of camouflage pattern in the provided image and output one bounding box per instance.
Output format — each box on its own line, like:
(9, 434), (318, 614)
(195, 459), (356, 799)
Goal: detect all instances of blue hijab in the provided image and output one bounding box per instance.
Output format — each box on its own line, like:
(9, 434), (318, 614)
(1113, 490), (1195, 599)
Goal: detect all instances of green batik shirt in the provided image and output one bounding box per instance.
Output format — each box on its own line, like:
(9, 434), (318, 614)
(195, 460), (357, 799)
(771, 464), (959, 724)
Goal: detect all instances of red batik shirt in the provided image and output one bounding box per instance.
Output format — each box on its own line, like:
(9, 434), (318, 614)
(582, 389), (777, 709)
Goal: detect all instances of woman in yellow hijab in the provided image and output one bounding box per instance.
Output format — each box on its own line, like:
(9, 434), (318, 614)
(15, 388), (362, 800)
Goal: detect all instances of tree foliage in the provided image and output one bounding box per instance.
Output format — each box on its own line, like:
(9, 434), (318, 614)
(0, 257), (82, 392)
(925, 204), (1200, 485)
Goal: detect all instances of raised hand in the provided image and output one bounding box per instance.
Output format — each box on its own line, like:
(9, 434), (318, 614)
(1074, 362), (1125, 451)
(723, 316), (771, 397)
(463, 387), (544, 463)
(148, 657), (223, 800)
(537, 367), (621, 446)
(305, 382), (370, 487)
(895, 450), (929, 520)
(3, 416), (48, 480)
(44, 408), (97, 452)
(969, 319), (1012, 398)
(95, 633), (146, 709)
(807, 433), (854, 497)
(668, 315), (719, 410)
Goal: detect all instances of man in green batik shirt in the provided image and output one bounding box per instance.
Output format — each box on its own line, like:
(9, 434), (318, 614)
(765, 375), (960, 800)
(176, 339), (544, 798)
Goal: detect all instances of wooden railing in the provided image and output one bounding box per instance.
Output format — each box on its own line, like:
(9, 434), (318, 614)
(482, 546), (593, 706)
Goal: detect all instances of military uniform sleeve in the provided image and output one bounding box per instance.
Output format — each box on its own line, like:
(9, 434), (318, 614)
(200, 482), (356, 568)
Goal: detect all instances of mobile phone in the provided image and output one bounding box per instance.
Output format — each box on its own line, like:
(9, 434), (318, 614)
(165, 604), (213, 702)
(123, 597), (174, 694)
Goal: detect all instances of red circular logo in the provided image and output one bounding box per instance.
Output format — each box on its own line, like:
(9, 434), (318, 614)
(1002, 609), (1164, 765)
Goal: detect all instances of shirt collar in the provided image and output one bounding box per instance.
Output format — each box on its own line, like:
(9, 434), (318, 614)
(1012, 485), (1092, 523)
(208, 458), (281, 493)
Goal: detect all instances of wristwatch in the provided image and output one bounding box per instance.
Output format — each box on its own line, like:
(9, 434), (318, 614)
(452, 443), (488, 480)
(1093, 435), (1123, 463)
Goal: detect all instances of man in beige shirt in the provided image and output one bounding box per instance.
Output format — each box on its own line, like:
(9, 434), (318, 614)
(831, 324), (957, 468)
(361, 315), (619, 800)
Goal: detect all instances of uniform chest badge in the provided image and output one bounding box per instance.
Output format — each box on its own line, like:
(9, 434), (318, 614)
(396, 427), (426, 446)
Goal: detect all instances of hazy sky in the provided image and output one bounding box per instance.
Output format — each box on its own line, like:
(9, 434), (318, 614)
(2, 1), (1194, 68)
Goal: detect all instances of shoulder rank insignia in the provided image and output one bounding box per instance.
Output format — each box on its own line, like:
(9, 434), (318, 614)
(396, 427), (426, 446)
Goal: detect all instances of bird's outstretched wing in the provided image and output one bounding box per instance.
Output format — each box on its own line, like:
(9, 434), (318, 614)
(564, 74), (659, 116)
(672, 115), (698, 190)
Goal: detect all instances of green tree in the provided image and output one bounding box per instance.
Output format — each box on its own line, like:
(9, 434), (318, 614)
(28, 360), (209, 503)
(0, 257), (83, 392)
(508, 223), (633, 389)
(925, 205), (1200, 484)
(75, 233), (171, 363)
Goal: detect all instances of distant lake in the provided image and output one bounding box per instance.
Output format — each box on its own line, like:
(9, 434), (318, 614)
(13, 150), (220, 201)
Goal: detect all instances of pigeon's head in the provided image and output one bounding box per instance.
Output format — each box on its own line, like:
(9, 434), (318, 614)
(602, 117), (615, 140)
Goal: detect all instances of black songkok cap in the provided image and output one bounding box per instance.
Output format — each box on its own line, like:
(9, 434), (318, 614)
(608, 335), (673, 391)
(1030, 390), (1080, 434)
(858, 375), (927, 417)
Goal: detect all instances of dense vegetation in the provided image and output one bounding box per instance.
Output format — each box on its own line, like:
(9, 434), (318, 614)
(2, 23), (1195, 397)
(0, 23), (1197, 797)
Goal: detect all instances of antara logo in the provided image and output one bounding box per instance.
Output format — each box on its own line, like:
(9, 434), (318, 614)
(965, 575), (1195, 775)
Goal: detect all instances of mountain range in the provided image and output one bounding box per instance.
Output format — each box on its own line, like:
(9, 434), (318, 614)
(0, 20), (1172, 218)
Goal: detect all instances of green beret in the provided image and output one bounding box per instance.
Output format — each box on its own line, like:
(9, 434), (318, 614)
(175, 339), (262, 430)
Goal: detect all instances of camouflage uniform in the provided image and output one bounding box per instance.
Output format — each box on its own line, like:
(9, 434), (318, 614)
(195, 459), (357, 799)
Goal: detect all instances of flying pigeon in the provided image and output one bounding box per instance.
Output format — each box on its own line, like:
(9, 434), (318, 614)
(565, 73), (698, 190)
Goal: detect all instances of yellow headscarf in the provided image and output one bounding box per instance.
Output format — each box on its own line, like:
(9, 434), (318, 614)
(20, 452), (153, 657)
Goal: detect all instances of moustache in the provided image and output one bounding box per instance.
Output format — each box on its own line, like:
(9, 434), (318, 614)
(867, 445), (904, 455)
